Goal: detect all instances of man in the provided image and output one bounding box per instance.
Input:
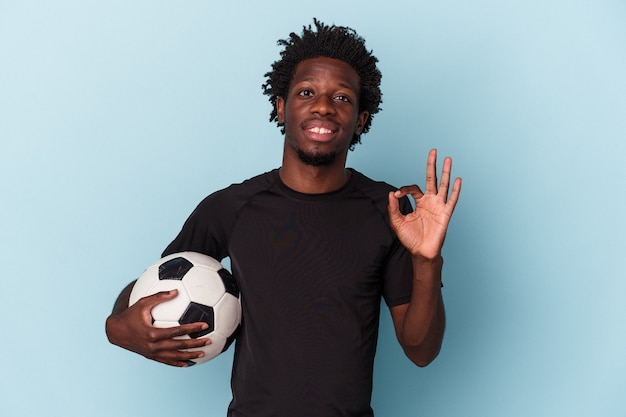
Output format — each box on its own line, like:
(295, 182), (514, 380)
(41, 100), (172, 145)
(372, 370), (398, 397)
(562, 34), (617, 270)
(106, 19), (461, 416)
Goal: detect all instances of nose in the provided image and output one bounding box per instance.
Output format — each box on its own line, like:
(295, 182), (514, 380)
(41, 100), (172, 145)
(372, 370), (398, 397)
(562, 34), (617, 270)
(310, 94), (336, 116)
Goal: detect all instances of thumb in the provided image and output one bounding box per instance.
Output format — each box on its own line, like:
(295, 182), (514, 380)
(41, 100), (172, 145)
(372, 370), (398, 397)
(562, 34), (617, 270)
(138, 289), (178, 309)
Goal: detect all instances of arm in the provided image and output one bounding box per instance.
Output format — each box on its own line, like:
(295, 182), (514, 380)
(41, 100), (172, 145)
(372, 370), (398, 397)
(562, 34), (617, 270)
(389, 258), (445, 367)
(387, 149), (461, 366)
(105, 281), (211, 367)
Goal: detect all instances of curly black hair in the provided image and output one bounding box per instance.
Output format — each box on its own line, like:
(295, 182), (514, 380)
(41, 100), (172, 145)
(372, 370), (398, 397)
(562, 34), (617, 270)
(262, 18), (382, 149)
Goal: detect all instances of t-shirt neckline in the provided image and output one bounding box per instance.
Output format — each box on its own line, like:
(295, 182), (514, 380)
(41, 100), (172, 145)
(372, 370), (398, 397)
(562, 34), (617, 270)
(272, 168), (357, 201)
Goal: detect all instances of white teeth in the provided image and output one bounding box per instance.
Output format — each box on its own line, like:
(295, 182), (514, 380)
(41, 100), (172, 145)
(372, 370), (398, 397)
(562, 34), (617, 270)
(310, 127), (332, 134)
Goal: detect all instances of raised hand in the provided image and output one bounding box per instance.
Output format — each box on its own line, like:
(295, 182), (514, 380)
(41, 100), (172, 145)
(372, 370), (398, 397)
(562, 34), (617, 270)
(388, 149), (462, 260)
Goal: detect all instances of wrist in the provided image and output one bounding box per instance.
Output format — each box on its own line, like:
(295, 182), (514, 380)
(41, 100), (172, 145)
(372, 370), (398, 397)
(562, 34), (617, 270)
(411, 255), (443, 288)
(411, 254), (443, 266)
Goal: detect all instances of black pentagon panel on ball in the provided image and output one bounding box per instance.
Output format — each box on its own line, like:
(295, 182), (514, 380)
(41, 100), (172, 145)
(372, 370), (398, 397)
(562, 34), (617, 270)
(222, 325), (241, 353)
(180, 302), (215, 338)
(218, 268), (240, 298)
(158, 257), (194, 280)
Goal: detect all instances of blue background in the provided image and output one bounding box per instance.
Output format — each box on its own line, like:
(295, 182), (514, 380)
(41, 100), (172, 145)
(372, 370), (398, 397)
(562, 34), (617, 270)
(1, 1), (625, 416)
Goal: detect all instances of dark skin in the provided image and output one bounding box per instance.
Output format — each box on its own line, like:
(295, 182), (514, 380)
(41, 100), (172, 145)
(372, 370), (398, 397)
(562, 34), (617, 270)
(276, 57), (369, 194)
(388, 149), (460, 366)
(106, 56), (461, 367)
(106, 283), (210, 366)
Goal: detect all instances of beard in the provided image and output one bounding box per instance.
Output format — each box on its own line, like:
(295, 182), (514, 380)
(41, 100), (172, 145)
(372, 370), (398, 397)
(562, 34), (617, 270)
(296, 148), (338, 167)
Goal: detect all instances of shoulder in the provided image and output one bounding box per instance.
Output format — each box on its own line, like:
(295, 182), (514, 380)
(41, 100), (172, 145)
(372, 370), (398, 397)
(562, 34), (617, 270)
(180, 170), (278, 225)
(349, 169), (413, 215)
(199, 169), (278, 205)
(237, 169), (278, 190)
(350, 169), (397, 193)
(349, 169), (397, 208)
(161, 170), (280, 258)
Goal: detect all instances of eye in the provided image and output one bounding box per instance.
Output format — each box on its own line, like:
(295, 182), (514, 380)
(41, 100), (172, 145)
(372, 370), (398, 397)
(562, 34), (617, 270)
(335, 94), (352, 103)
(298, 89), (314, 97)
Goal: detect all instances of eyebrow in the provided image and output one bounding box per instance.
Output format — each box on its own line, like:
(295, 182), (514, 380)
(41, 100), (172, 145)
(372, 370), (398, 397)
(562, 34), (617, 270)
(298, 77), (358, 92)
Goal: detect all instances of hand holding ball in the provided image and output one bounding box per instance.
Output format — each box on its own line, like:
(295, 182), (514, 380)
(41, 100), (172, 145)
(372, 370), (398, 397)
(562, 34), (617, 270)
(129, 252), (242, 366)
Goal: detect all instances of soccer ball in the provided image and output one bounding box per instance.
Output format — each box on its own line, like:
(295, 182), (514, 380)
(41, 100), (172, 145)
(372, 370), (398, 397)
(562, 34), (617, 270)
(129, 251), (241, 366)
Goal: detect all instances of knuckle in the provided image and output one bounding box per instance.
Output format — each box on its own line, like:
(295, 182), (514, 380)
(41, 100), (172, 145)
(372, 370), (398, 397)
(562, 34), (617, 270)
(145, 341), (159, 355)
(146, 329), (161, 343)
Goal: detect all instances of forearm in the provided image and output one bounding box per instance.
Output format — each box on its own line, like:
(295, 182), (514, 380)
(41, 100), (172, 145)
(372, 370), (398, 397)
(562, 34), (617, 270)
(105, 280), (135, 346)
(110, 280), (135, 315)
(397, 256), (446, 366)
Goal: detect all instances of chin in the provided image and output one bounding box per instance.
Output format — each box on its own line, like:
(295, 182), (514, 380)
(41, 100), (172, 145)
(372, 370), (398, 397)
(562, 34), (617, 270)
(297, 149), (337, 167)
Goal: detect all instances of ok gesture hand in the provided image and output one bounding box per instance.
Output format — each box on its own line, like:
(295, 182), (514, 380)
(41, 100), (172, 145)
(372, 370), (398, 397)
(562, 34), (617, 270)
(388, 149), (462, 260)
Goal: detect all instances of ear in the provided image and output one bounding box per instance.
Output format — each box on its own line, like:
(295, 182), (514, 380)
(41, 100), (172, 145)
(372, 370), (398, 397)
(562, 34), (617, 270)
(276, 96), (286, 124)
(355, 111), (369, 135)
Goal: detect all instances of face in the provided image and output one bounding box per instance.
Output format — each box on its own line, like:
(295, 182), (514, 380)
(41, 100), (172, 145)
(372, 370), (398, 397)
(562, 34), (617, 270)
(276, 57), (369, 167)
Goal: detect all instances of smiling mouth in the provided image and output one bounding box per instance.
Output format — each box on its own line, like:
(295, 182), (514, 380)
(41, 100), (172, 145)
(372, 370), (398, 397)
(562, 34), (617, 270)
(303, 121), (339, 143)
(307, 126), (334, 134)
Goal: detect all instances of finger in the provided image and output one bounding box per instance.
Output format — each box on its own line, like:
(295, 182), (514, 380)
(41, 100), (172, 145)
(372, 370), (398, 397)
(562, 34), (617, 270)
(393, 184), (424, 200)
(387, 191), (401, 222)
(138, 289), (179, 309)
(160, 359), (193, 368)
(438, 156), (452, 199)
(160, 335), (212, 352)
(154, 343), (209, 367)
(446, 177), (462, 212)
(131, 290), (177, 323)
(425, 148), (438, 195)
(159, 321), (210, 340)
(147, 335), (211, 363)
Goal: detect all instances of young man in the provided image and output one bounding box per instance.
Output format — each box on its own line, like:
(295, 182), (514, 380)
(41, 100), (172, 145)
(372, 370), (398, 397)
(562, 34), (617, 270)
(106, 19), (461, 416)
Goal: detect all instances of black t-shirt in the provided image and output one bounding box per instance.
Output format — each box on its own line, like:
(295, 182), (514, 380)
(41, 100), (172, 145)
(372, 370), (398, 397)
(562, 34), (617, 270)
(163, 169), (414, 417)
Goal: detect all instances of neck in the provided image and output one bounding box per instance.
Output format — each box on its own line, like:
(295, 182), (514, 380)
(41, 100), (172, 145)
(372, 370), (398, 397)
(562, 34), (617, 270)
(279, 154), (351, 194)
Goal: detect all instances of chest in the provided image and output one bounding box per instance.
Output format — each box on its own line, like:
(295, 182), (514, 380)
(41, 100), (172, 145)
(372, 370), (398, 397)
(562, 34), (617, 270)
(228, 196), (394, 306)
